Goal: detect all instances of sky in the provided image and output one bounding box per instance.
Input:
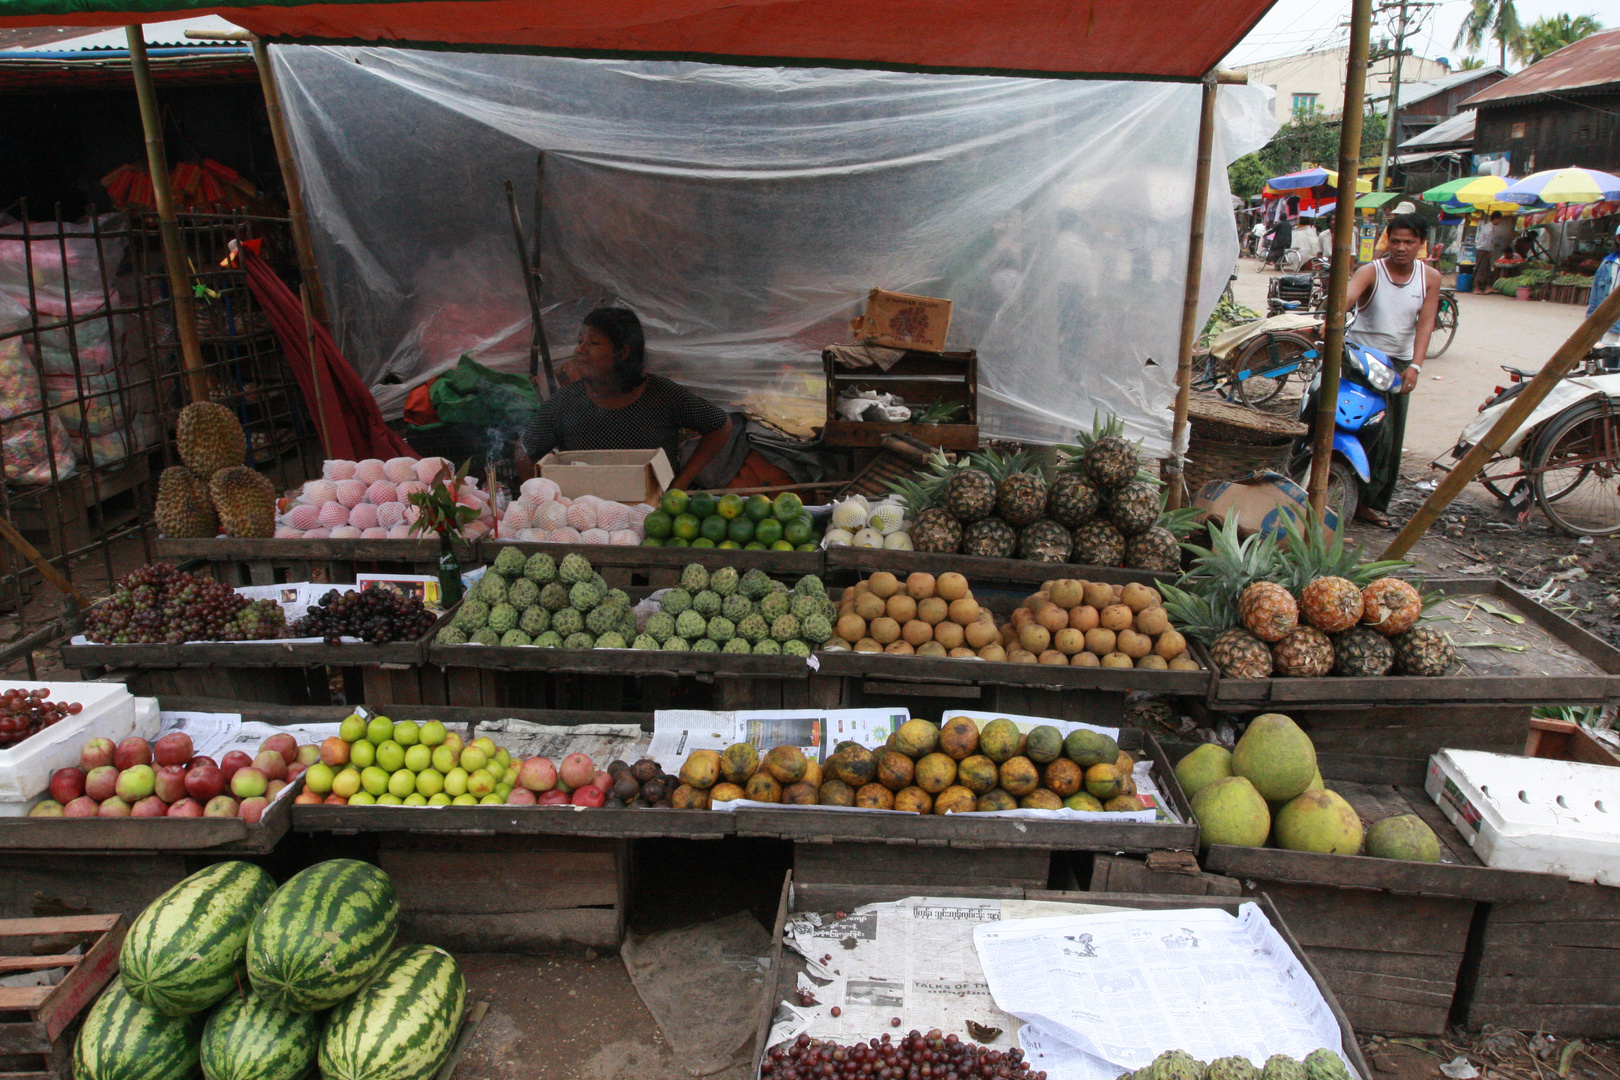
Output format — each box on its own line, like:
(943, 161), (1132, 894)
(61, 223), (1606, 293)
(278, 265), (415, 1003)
(1223, 0), (1616, 70)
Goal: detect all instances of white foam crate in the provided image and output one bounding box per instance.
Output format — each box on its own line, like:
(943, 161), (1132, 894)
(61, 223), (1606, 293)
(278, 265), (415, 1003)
(0, 684), (158, 802)
(1425, 748), (1620, 886)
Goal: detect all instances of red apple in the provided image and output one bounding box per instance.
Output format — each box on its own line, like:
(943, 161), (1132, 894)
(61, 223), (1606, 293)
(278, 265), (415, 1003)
(295, 790), (324, 805)
(230, 767), (268, 799)
(203, 795), (238, 817)
(84, 765), (119, 803)
(220, 751), (253, 784)
(153, 765), (188, 805)
(63, 796), (99, 817)
(184, 764), (224, 803)
(131, 795), (168, 818)
(188, 755), (217, 770)
(259, 733), (298, 765)
(251, 751), (287, 782)
(506, 787), (537, 805)
(559, 752), (595, 790)
(28, 799), (63, 817)
(49, 767), (85, 805)
(592, 770), (613, 793)
(238, 797), (270, 824)
(296, 743), (321, 766)
(286, 763), (308, 784)
(114, 765), (156, 803)
(537, 789), (571, 806)
(570, 784), (606, 808)
(97, 796), (131, 817)
(319, 737), (351, 767)
(80, 737), (116, 772)
(114, 737), (152, 770)
(265, 779), (287, 800)
(518, 756), (557, 792)
(322, 793), (348, 805)
(166, 798), (204, 817)
(152, 732), (194, 767)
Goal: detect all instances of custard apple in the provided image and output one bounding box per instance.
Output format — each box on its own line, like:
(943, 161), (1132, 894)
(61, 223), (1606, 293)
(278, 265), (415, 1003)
(507, 577), (540, 610)
(436, 625), (468, 645)
(551, 608), (584, 637)
(753, 638), (782, 655)
(721, 594), (753, 622)
(760, 591), (790, 621)
(469, 628), (500, 646)
(661, 588), (692, 615)
(693, 638), (720, 653)
(569, 581), (603, 611)
(534, 631), (563, 648)
(646, 611), (677, 643)
(487, 602), (518, 635)
(453, 599), (489, 630)
(680, 563), (710, 592)
(563, 632), (595, 650)
(519, 606), (550, 636)
(662, 636), (690, 651)
(538, 582), (570, 612)
(558, 552), (593, 584)
(737, 613), (770, 644)
(523, 551), (557, 583)
(710, 566), (740, 597)
(595, 631), (627, 649)
(770, 613), (800, 643)
(633, 633), (660, 650)
(693, 590), (722, 618)
(499, 629), (532, 647)
(722, 637), (751, 654)
(492, 546), (527, 578)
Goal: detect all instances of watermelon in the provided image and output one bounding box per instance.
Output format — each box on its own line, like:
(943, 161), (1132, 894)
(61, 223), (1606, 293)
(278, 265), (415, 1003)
(200, 988), (320, 1080)
(121, 860), (277, 1016)
(247, 858), (399, 1012)
(319, 944), (466, 1080)
(74, 980), (205, 1080)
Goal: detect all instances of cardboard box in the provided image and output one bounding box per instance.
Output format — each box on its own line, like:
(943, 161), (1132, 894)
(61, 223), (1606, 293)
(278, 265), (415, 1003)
(850, 288), (952, 353)
(1193, 470), (1339, 538)
(538, 448), (675, 505)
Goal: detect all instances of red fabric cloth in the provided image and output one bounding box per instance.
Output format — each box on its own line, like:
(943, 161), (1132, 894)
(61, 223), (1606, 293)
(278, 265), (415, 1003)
(240, 248), (414, 462)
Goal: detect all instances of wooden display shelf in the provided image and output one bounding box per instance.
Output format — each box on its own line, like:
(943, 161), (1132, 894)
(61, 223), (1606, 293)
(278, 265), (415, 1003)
(1523, 715), (1620, 766)
(824, 546), (1176, 589)
(822, 348), (979, 450)
(1203, 577), (1620, 709)
(0, 913), (125, 1080)
(814, 648), (1209, 696)
(152, 536), (442, 587)
(0, 779), (301, 855)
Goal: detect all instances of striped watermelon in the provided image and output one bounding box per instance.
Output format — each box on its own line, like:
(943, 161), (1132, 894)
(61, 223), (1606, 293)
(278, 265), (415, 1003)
(121, 860), (277, 1016)
(200, 988), (320, 1080)
(318, 944), (466, 1080)
(247, 858), (399, 1012)
(74, 980), (205, 1080)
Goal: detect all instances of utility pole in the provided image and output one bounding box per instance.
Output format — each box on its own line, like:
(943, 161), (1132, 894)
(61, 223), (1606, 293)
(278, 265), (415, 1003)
(1374, 0), (1436, 192)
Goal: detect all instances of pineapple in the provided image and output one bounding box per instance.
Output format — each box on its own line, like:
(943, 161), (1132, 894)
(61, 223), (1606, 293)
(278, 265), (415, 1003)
(975, 447), (1049, 528)
(1275, 509), (1410, 596)
(1362, 578), (1423, 637)
(1046, 474), (1100, 529)
(943, 468), (996, 523)
(1393, 625), (1457, 676)
(1159, 580), (1273, 679)
(1066, 413), (1142, 491)
(1017, 519), (1072, 563)
(962, 517), (1017, 558)
(1125, 528), (1182, 572)
(1331, 627), (1394, 677)
(1271, 626), (1334, 677)
(1211, 628), (1275, 678)
(910, 508), (962, 553)
(1239, 581), (1298, 643)
(1299, 576), (1363, 633)
(1069, 520), (1125, 567)
(1105, 481), (1161, 536)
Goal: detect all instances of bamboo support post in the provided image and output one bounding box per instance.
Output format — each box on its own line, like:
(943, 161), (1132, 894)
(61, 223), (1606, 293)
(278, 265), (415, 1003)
(1166, 73), (1221, 511)
(1306, 0), (1373, 521)
(127, 27), (209, 405)
(1382, 283), (1620, 559)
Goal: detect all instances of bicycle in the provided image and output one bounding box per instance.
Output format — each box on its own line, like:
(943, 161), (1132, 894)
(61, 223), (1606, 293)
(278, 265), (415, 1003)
(1193, 327), (1322, 412)
(1428, 288), (1459, 358)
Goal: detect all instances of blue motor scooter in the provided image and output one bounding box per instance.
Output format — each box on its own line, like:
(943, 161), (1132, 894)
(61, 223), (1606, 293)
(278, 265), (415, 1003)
(1290, 336), (1401, 525)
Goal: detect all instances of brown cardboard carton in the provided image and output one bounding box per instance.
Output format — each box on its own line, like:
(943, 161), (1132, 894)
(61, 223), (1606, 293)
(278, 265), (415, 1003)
(538, 448), (676, 505)
(850, 288), (952, 353)
(1193, 470), (1340, 538)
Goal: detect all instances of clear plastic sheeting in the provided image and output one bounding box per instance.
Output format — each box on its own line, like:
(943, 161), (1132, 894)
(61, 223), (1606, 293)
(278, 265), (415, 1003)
(272, 47), (1276, 451)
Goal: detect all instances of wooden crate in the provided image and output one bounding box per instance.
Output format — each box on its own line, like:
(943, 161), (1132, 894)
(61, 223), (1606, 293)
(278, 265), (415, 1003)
(7, 457), (150, 561)
(0, 779), (300, 855)
(1169, 746), (1567, 1036)
(151, 537), (442, 587)
(1523, 715), (1620, 766)
(822, 349), (979, 450)
(0, 914), (125, 1080)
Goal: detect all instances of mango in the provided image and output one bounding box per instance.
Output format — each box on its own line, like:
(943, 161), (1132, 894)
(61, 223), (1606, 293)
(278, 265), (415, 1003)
(1064, 729), (1119, 769)
(679, 750), (721, 790)
(999, 756), (1040, 797)
(978, 719), (1022, 763)
(956, 755), (999, 795)
(934, 785), (977, 814)
(894, 786), (933, 814)
(914, 752), (957, 794)
(977, 789), (1018, 812)
(765, 745), (808, 785)
(939, 716), (980, 761)
(876, 751), (915, 792)
(891, 719), (941, 758)
(719, 743), (759, 786)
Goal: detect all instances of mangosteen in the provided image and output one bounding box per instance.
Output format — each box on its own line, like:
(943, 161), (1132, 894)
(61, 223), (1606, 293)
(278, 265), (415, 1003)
(629, 758), (660, 784)
(652, 797), (673, 808)
(611, 774), (641, 802)
(629, 797), (652, 809)
(641, 778), (668, 803)
(604, 795), (626, 809)
(606, 759), (630, 779)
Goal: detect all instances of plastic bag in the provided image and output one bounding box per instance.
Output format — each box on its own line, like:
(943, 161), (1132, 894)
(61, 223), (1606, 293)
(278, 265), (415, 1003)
(428, 353), (541, 427)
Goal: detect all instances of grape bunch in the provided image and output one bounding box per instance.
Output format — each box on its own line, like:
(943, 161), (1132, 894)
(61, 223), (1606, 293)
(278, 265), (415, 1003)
(292, 588), (438, 645)
(83, 564), (286, 645)
(762, 1031), (1045, 1080)
(0, 687), (82, 749)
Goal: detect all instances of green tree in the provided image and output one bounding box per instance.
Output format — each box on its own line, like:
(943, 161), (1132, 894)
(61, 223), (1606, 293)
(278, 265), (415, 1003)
(1455, 0), (1526, 69)
(1228, 153), (1269, 201)
(1520, 13), (1602, 63)
(1256, 110), (1388, 181)
(1458, 56), (1486, 69)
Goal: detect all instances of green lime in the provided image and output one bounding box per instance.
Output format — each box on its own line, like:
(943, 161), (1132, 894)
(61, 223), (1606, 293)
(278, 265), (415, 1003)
(772, 492), (804, 521)
(744, 541), (766, 550)
(755, 517), (784, 546)
(771, 540), (795, 551)
(744, 495), (773, 522)
(795, 542), (818, 552)
(642, 536), (663, 546)
(660, 489), (690, 516)
(665, 537), (689, 548)
(700, 514), (729, 543)
(717, 493), (745, 520)
(727, 516), (756, 544)
(783, 516), (814, 546)
(673, 513), (702, 541)
(691, 538), (716, 549)
(718, 540), (741, 550)
(643, 509), (674, 539)
(689, 491), (718, 519)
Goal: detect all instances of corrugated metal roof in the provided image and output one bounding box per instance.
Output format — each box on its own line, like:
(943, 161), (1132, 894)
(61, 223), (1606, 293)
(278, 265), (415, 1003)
(1400, 65), (1506, 106)
(1462, 28), (1620, 107)
(0, 26), (97, 47)
(1400, 108), (1475, 149)
(0, 16), (245, 52)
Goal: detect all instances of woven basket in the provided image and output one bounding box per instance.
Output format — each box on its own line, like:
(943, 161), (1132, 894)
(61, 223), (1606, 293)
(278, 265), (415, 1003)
(1184, 433), (1296, 499)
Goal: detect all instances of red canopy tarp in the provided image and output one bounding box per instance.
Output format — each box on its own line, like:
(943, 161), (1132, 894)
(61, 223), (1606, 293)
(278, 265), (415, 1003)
(0, 0), (1280, 79)
(240, 245), (414, 463)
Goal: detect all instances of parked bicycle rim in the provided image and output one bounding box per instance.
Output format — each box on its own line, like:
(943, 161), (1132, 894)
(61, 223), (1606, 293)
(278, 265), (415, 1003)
(1230, 332), (1319, 411)
(1428, 294), (1458, 358)
(1531, 403), (1620, 536)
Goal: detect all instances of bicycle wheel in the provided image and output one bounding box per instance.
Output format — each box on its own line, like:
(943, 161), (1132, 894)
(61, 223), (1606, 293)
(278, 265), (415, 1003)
(1230, 333), (1318, 411)
(1281, 249), (1303, 271)
(1530, 404), (1620, 536)
(1428, 295), (1458, 358)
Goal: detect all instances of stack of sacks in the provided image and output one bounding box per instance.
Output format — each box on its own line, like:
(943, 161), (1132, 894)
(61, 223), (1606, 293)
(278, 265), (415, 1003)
(496, 477), (651, 545)
(274, 456), (496, 540)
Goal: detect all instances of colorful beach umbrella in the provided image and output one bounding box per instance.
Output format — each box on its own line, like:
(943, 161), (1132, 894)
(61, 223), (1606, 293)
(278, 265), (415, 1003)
(1499, 168), (1620, 206)
(1421, 175), (1518, 210)
(1266, 168), (1372, 193)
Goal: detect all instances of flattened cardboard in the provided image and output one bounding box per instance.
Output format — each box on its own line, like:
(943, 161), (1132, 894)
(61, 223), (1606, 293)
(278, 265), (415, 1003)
(850, 288), (952, 353)
(1193, 470), (1339, 538)
(539, 448), (676, 505)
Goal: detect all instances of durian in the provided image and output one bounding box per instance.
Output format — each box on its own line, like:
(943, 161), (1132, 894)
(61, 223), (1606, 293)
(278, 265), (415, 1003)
(175, 401), (246, 477)
(208, 466), (276, 538)
(154, 466), (218, 538)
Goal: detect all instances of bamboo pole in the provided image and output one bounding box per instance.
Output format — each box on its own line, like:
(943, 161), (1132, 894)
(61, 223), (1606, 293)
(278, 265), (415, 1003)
(1166, 73), (1220, 511)
(1306, 0), (1374, 520)
(250, 36), (330, 327)
(1382, 283), (1620, 559)
(127, 27), (209, 405)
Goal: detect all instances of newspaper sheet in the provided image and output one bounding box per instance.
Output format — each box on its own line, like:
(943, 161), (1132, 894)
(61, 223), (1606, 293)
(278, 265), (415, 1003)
(157, 711), (343, 761)
(973, 904), (1355, 1077)
(646, 708), (909, 770)
(473, 718), (647, 764)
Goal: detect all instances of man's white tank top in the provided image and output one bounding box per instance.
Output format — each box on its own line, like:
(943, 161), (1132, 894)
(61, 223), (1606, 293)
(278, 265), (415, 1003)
(1354, 259), (1426, 361)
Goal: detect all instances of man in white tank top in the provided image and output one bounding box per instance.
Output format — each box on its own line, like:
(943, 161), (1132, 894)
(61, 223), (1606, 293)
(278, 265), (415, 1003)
(1341, 212), (1442, 527)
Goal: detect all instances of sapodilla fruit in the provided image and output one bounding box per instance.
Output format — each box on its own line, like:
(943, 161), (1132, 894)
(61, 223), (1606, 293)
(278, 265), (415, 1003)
(354, 458), (387, 482)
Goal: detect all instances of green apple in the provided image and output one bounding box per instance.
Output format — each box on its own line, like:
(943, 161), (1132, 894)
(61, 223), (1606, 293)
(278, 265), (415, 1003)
(419, 721), (447, 747)
(493, 748), (511, 771)
(349, 739), (376, 769)
(466, 769), (497, 799)
(427, 793), (452, 806)
(403, 793), (428, 806)
(366, 716), (394, 745)
(304, 762), (335, 795)
(387, 770), (416, 798)
(415, 768), (444, 797)
(495, 783), (513, 800)
(431, 745), (457, 774)
(471, 736), (497, 757)
(459, 746), (488, 773)
(404, 744), (433, 773)
(442, 732), (464, 754)
(479, 793), (503, 805)
(348, 791), (376, 805)
(392, 720), (420, 747)
(360, 766), (390, 797)
(451, 793), (478, 806)
(331, 767), (362, 799)
(375, 740), (406, 773)
(443, 766), (469, 798)
(376, 793), (403, 805)
(339, 714), (367, 742)
(502, 765), (519, 786)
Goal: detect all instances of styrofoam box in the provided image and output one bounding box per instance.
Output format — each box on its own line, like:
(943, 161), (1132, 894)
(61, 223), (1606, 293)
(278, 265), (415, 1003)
(0, 684), (158, 803)
(1425, 748), (1620, 886)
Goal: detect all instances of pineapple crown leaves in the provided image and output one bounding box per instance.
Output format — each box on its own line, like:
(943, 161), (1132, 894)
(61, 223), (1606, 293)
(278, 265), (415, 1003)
(1174, 514), (1281, 623)
(883, 471), (944, 513)
(970, 447), (1040, 484)
(1057, 412), (1146, 474)
(1157, 580), (1236, 642)
(1273, 508), (1413, 592)
(1156, 505), (1206, 540)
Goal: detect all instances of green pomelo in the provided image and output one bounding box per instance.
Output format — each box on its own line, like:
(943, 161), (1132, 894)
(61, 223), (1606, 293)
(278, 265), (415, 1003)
(1273, 789), (1364, 855)
(1364, 813), (1441, 862)
(1231, 713), (1317, 803)
(1190, 775), (1270, 848)
(1173, 743), (1232, 801)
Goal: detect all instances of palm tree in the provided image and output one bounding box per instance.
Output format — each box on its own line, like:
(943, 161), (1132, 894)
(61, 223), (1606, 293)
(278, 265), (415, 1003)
(1458, 56), (1486, 70)
(1520, 13), (1603, 64)
(1454, 0), (1526, 68)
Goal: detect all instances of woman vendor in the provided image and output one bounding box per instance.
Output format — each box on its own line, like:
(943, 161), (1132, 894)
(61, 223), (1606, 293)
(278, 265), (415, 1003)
(515, 307), (733, 489)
